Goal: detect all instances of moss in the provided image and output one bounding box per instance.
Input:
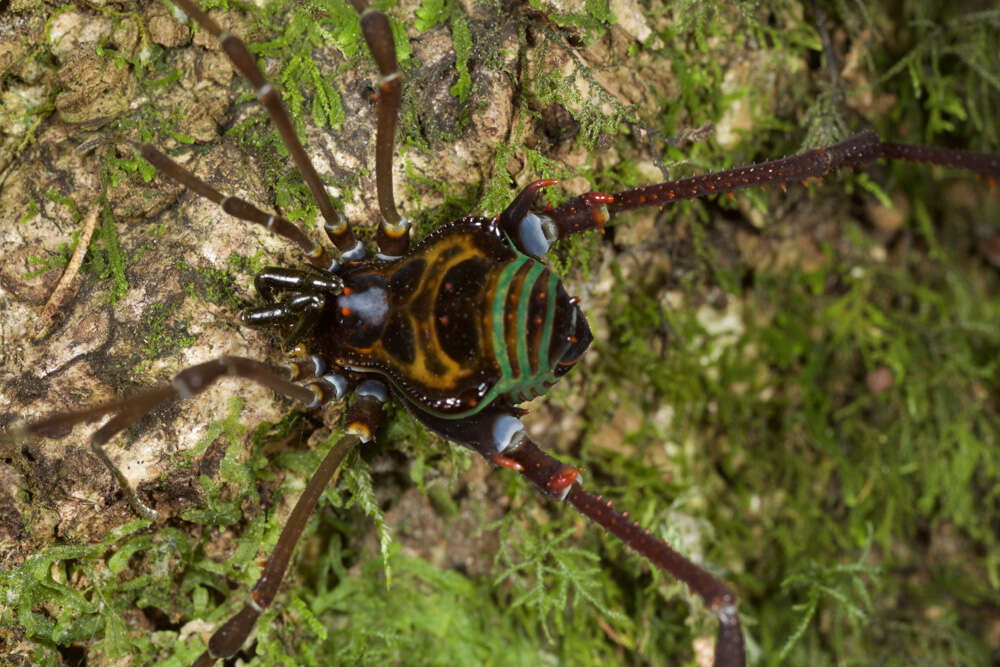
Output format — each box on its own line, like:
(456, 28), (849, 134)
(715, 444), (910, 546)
(1, 0), (998, 666)
(138, 302), (197, 360)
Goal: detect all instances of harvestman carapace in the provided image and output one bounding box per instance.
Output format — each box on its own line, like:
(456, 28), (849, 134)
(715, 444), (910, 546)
(5, 1), (999, 665)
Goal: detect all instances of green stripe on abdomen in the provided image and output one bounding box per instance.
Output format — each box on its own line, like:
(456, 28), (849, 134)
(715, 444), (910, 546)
(514, 261), (545, 379)
(491, 255), (527, 384)
(536, 271), (559, 373)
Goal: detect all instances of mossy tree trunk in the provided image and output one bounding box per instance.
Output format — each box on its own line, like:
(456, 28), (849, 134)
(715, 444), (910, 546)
(1, 0), (998, 665)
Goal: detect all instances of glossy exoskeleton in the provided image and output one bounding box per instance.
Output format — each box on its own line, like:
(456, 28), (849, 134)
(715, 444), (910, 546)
(4, 1), (999, 666)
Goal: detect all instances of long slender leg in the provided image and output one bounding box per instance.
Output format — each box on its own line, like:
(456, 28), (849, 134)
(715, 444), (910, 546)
(138, 144), (334, 270)
(169, 0), (361, 256)
(543, 131), (1000, 239)
(351, 0), (411, 258)
(192, 381), (388, 666)
(7, 357), (320, 520)
(506, 438), (745, 667)
(416, 401), (747, 666)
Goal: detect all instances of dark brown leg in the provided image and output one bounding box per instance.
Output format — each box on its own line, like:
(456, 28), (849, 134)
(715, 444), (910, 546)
(351, 0), (411, 258)
(193, 383), (388, 666)
(138, 144), (334, 270)
(546, 130), (1000, 238)
(169, 0), (361, 256)
(507, 439), (745, 667)
(7, 357), (319, 520)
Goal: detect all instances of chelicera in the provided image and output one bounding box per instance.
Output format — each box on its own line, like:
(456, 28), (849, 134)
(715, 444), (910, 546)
(3, 1), (998, 665)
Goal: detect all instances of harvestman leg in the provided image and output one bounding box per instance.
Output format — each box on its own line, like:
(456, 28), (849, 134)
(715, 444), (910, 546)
(541, 130), (1000, 239)
(494, 131), (1000, 667)
(138, 144), (335, 270)
(351, 0), (412, 258)
(506, 440), (746, 665)
(168, 0), (363, 259)
(193, 382), (388, 667)
(9, 357), (319, 520)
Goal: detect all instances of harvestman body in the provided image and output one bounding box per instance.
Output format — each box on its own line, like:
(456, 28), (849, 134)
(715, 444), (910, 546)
(6, 1), (999, 665)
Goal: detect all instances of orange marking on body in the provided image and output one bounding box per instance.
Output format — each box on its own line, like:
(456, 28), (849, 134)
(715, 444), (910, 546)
(341, 306), (352, 316)
(490, 454), (524, 472)
(444, 282), (453, 291)
(780, 183), (787, 191)
(546, 466), (580, 494)
(439, 315), (449, 325)
(342, 287), (353, 295)
(727, 192), (735, 200)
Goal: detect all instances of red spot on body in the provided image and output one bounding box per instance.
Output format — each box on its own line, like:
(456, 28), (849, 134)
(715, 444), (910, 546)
(341, 307), (352, 316)
(439, 316), (449, 325)
(343, 287), (353, 295)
